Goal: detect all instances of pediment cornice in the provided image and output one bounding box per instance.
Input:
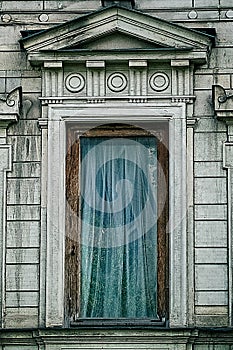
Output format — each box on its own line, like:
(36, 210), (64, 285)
(20, 5), (213, 65)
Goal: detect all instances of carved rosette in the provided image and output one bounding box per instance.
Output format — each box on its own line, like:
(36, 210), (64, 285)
(149, 72), (170, 92)
(62, 67), (173, 98)
(41, 60), (194, 105)
(107, 73), (128, 92)
(65, 73), (86, 93)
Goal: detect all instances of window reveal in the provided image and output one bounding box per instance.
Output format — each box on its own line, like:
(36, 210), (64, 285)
(65, 124), (169, 324)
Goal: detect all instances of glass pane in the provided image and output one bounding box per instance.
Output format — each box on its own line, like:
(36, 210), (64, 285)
(80, 136), (157, 318)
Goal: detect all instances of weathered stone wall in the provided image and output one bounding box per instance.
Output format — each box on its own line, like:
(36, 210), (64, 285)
(0, 0), (233, 348)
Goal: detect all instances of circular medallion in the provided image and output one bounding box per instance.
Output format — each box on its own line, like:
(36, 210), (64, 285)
(108, 73), (127, 92)
(149, 72), (170, 92)
(226, 9), (233, 19)
(188, 10), (198, 19)
(38, 13), (49, 22)
(1, 14), (12, 23)
(65, 73), (85, 93)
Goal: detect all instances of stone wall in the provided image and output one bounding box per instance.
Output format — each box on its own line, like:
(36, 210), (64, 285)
(0, 0), (233, 348)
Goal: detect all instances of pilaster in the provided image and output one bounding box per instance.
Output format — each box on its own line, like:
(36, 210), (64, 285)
(0, 87), (21, 327)
(38, 106), (48, 328)
(213, 84), (233, 325)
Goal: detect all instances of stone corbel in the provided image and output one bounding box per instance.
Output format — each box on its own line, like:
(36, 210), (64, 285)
(0, 87), (22, 143)
(213, 84), (233, 121)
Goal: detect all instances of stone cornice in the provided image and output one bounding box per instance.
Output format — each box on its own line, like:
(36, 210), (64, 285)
(27, 49), (209, 66)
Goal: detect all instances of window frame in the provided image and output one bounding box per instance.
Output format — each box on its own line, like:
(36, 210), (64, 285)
(65, 123), (169, 326)
(44, 104), (187, 328)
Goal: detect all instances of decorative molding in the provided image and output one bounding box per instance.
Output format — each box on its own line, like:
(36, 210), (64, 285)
(107, 72), (128, 92)
(87, 66), (105, 97)
(172, 97), (195, 103)
(186, 118), (199, 127)
(45, 104), (187, 327)
(65, 73), (85, 93)
(171, 59), (190, 67)
(20, 2), (210, 330)
(129, 60), (147, 67)
(128, 98), (148, 103)
(129, 67), (147, 96)
(44, 61), (62, 68)
(87, 98), (105, 104)
(171, 65), (192, 97)
(0, 87), (22, 126)
(213, 84), (233, 120)
(39, 95), (195, 104)
(41, 99), (63, 105)
(86, 60), (105, 68)
(20, 6), (212, 55)
(43, 69), (63, 97)
(150, 72), (170, 92)
(38, 118), (48, 128)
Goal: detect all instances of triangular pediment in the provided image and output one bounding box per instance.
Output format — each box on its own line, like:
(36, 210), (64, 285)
(66, 31), (165, 50)
(21, 5), (212, 54)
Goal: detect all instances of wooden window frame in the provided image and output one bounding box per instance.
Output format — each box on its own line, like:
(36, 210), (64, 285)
(65, 122), (169, 327)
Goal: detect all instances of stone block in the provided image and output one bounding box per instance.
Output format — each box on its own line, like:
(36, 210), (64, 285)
(195, 118), (226, 132)
(7, 205), (40, 221)
(210, 48), (233, 69)
(6, 264), (39, 290)
(8, 136), (41, 162)
(195, 264), (228, 290)
(195, 291), (228, 306)
(194, 161), (226, 177)
(21, 77), (41, 93)
(5, 291), (39, 307)
(137, 0), (192, 9)
(194, 0), (219, 7)
(194, 73), (213, 90)
(195, 221), (227, 246)
(195, 247), (227, 263)
(8, 120), (41, 136)
(194, 314), (229, 326)
(7, 178), (40, 204)
(7, 221), (40, 247)
(0, 52), (27, 70)
(1, 1), (43, 10)
(194, 90), (214, 117)
(195, 177), (227, 204)
(44, 0), (99, 10)
(194, 132), (226, 161)
(195, 204), (227, 220)
(7, 162), (40, 178)
(4, 307), (38, 328)
(6, 248), (39, 264)
(195, 306), (228, 315)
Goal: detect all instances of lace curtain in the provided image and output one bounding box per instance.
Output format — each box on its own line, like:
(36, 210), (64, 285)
(80, 136), (157, 318)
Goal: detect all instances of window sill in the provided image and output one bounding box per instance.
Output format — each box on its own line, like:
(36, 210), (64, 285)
(70, 318), (167, 328)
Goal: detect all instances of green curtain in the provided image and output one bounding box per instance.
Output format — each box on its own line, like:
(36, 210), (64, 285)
(80, 136), (157, 318)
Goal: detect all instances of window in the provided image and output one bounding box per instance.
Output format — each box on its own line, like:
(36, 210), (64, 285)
(65, 123), (169, 325)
